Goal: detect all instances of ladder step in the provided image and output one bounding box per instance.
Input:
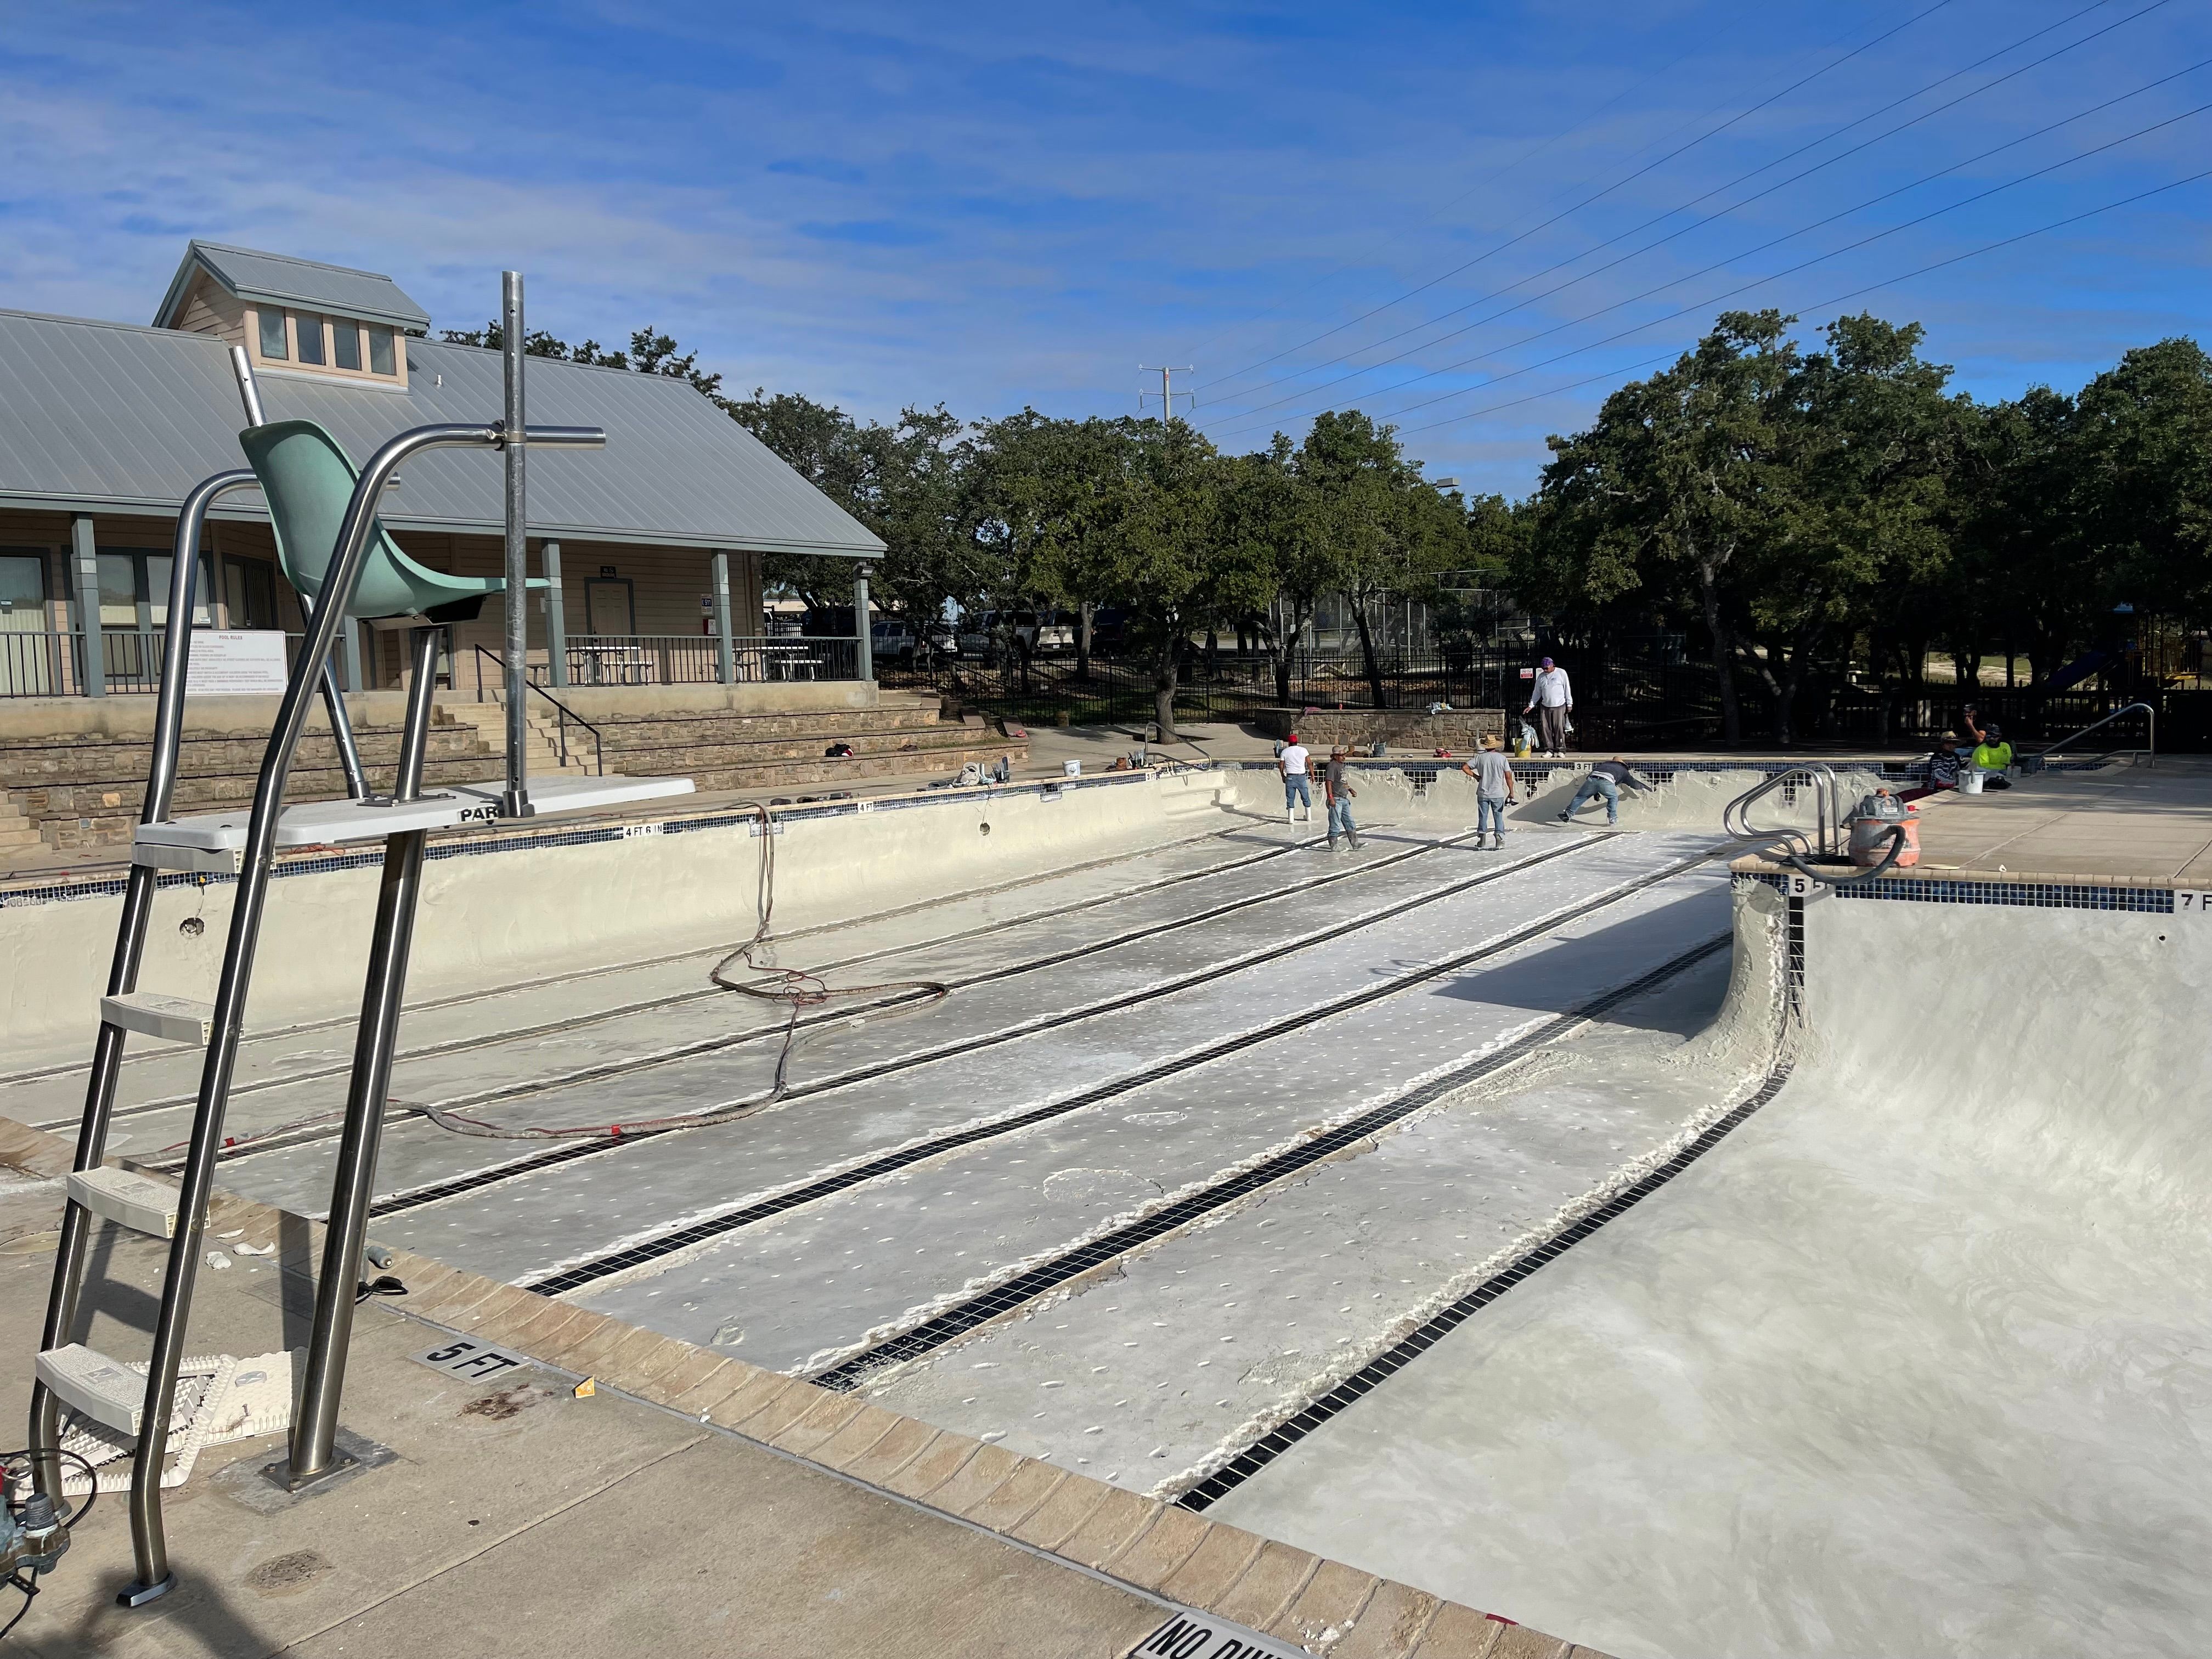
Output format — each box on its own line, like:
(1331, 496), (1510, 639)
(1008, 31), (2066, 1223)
(35, 1345), (148, 1436)
(101, 991), (215, 1045)
(66, 1166), (180, 1238)
(131, 839), (244, 876)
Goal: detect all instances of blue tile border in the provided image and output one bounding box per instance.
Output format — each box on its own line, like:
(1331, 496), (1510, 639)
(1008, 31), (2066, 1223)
(1742, 868), (2172, 914)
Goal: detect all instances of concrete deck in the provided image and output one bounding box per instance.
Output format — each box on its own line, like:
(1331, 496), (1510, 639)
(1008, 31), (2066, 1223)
(1904, 755), (2212, 884)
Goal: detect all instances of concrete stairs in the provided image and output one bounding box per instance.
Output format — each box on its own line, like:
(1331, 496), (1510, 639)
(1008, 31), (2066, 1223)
(439, 699), (595, 778)
(0, 790), (40, 854)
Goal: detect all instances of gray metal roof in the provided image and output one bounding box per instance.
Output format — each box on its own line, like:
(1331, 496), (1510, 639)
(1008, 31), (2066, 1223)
(0, 309), (884, 557)
(154, 242), (432, 332)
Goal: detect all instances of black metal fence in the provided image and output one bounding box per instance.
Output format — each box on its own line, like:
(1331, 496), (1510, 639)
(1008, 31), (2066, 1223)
(882, 642), (2197, 752)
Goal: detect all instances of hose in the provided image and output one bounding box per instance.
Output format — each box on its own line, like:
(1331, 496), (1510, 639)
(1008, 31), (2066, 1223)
(417, 803), (950, 1141)
(1778, 824), (1908, 887)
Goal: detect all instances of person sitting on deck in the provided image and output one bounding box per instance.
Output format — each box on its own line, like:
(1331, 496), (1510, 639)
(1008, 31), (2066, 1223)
(1963, 706), (2015, 789)
(1556, 757), (1650, 827)
(1901, 734), (1965, 803)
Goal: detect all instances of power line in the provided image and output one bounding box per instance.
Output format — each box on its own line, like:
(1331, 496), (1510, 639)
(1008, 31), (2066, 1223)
(1381, 138), (2212, 439)
(1212, 84), (2212, 443)
(1173, 0), (1768, 366)
(1201, 0), (2162, 428)
(1212, 50), (2212, 442)
(1192, 0), (1962, 401)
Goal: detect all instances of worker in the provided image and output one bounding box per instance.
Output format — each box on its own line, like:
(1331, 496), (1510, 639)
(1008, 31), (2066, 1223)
(1962, 706), (2015, 789)
(1522, 656), (1573, 757)
(1901, 733), (1964, 803)
(1323, 747), (1361, 851)
(1457, 733), (1517, 849)
(1279, 731), (1313, 825)
(1556, 756), (1650, 827)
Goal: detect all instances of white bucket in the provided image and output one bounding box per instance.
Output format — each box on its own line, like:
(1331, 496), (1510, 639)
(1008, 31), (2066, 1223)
(1063, 760), (1081, 777)
(1961, 768), (1985, 795)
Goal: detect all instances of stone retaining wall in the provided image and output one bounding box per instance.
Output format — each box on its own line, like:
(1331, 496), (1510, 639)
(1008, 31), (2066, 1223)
(1253, 708), (1505, 751)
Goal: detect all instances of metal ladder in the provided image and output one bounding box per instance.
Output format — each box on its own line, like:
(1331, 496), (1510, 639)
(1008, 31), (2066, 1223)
(22, 282), (665, 1605)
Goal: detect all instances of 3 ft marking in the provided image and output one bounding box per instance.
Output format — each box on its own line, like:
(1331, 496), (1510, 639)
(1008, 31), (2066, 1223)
(414, 1339), (531, 1381)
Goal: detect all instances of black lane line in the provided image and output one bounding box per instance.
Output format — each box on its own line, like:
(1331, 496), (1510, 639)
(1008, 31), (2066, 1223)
(189, 821), (1500, 1174)
(368, 836), (1606, 1220)
(515, 850), (1713, 1296)
(1174, 1053), (1796, 1511)
(805, 930), (1734, 1391)
(37, 820), (1330, 1121)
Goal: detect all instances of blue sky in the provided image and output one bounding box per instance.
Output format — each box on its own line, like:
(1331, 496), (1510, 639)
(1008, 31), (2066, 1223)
(4, 0), (2209, 495)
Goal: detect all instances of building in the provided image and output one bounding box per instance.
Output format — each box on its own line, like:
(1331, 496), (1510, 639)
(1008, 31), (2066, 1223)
(0, 241), (883, 698)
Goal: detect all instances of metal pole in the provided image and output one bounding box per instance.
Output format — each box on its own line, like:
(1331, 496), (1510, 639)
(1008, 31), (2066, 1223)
(853, 562), (873, 683)
(710, 551), (735, 685)
(542, 539), (568, 689)
(29, 470), (253, 1509)
(500, 272), (533, 818)
(287, 624), (440, 1487)
(70, 515), (104, 697)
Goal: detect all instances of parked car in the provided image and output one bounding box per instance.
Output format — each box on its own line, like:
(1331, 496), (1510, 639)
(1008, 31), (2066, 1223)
(957, 610), (1075, 661)
(871, 617), (957, 666)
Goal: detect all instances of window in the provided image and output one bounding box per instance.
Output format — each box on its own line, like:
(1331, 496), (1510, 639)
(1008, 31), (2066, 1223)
(332, 319), (362, 371)
(97, 550), (212, 631)
(366, 324), (396, 375)
(257, 307), (287, 360)
(223, 557), (277, 629)
(295, 313), (326, 365)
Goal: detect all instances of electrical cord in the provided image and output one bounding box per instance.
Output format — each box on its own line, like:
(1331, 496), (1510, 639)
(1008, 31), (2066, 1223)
(417, 803), (950, 1141)
(2, 1573), (36, 1644)
(2, 1448), (100, 1531)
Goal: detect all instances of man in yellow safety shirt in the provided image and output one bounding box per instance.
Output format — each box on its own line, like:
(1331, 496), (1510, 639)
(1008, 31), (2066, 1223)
(1963, 707), (2014, 789)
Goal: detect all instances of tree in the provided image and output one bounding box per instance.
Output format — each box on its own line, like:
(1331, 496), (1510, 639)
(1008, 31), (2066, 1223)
(2070, 338), (2212, 625)
(1216, 436), (1326, 703)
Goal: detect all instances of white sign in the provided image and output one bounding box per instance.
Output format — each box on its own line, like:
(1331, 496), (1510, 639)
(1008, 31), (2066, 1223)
(412, 1338), (532, 1383)
(2176, 889), (2207, 916)
(1128, 1610), (1315, 1659)
(185, 630), (290, 696)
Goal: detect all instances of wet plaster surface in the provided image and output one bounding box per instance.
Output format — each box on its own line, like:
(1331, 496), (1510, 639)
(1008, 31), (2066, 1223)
(320, 832), (1707, 1286)
(1207, 892), (2212, 1659)
(857, 952), (1759, 1494)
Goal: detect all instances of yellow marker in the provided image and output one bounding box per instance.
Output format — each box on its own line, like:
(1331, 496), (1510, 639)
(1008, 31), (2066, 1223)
(572, 1377), (597, 1398)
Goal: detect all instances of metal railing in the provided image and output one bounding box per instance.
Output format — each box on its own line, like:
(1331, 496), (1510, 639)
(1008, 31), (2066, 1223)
(560, 633), (861, 685)
(0, 630), (317, 697)
(1722, 763), (1843, 860)
(2033, 700), (2155, 768)
(472, 646), (603, 774)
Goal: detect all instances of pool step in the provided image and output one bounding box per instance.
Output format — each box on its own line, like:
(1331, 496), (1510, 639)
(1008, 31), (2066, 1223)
(101, 991), (215, 1046)
(66, 1166), (180, 1239)
(34, 1345), (147, 1436)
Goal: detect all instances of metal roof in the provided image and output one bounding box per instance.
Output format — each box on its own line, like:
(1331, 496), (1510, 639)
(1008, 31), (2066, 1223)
(0, 309), (884, 557)
(154, 242), (432, 332)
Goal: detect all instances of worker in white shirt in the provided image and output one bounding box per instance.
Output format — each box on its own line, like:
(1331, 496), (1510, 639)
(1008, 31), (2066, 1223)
(1278, 731), (1313, 824)
(1522, 656), (1573, 757)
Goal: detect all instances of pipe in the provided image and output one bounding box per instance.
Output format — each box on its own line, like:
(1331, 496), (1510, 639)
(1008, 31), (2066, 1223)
(286, 625), (442, 1486)
(501, 272), (531, 818)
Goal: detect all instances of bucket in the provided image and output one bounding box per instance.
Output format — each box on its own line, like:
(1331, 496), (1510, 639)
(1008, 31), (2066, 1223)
(1063, 760), (1081, 778)
(1960, 769), (1985, 795)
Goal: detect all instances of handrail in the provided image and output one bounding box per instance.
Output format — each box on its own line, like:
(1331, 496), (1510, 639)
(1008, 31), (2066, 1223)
(2033, 700), (2155, 769)
(1721, 763), (1841, 859)
(472, 644), (603, 776)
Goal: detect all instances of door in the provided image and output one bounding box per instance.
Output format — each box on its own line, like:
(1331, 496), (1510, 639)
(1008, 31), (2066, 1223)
(0, 551), (53, 695)
(584, 578), (634, 637)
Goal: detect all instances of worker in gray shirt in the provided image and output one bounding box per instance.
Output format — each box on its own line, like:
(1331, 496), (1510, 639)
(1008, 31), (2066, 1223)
(1556, 756), (1651, 828)
(1457, 734), (1517, 849)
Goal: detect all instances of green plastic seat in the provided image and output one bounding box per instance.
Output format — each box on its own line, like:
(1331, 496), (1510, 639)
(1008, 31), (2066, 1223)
(240, 420), (543, 623)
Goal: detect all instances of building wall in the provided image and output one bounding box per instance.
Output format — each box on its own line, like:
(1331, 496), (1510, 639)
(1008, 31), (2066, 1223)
(168, 273), (247, 345)
(3, 504), (785, 695)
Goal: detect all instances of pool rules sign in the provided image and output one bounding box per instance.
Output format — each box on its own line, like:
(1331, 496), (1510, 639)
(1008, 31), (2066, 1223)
(1128, 1609), (1313, 1659)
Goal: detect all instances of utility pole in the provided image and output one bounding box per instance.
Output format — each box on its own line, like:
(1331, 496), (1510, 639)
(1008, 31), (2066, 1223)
(1137, 365), (1195, 424)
